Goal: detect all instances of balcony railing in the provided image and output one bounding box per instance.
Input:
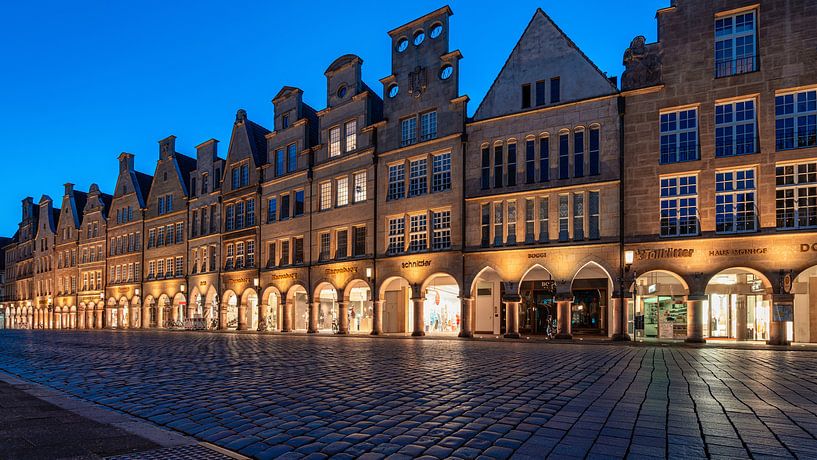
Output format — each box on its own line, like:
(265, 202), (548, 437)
(715, 55), (757, 78)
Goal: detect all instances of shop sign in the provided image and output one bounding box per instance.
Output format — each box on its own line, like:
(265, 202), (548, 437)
(636, 248), (694, 260)
(709, 248), (768, 256)
(401, 260), (431, 269)
(199, 281), (207, 286)
(270, 273), (297, 281)
(527, 252), (547, 259)
(226, 278), (251, 285)
(773, 302), (794, 322)
(800, 243), (817, 252)
(325, 266), (357, 276)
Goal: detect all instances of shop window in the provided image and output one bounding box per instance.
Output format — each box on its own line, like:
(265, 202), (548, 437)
(660, 175), (699, 237)
(775, 90), (817, 151)
(716, 99), (757, 156)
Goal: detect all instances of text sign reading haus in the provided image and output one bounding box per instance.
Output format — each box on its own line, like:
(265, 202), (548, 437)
(709, 248), (768, 257)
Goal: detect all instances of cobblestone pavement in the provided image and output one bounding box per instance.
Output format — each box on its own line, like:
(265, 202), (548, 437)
(1, 331), (817, 460)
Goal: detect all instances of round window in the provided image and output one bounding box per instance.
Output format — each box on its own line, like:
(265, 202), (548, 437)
(430, 23), (443, 39)
(388, 84), (399, 98)
(396, 38), (409, 53)
(440, 65), (453, 80)
(413, 30), (425, 46)
(337, 85), (347, 98)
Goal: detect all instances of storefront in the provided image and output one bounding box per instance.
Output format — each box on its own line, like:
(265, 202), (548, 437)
(421, 277), (460, 334)
(347, 285), (372, 333)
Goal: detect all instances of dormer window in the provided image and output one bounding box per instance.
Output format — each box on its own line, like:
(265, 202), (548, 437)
(396, 38), (409, 53)
(413, 30), (425, 46)
(388, 84), (399, 99)
(282, 114), (290, 129)
(337, 85), (348, 99)
(430, 23), (443, 39)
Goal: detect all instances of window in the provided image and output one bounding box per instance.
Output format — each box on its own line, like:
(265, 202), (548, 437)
(157, 227), (165, 246)
(282, 114), (289, 129)
(493, 202), (503, 246)
(148, 229), (155, 248)
(432, 211), (451, 250)
(550, 77), (560, 104)
(481, 146), (490, 190)
(558, 195), (569, 242)
(320, 182), (332, 211)
(535, 80), (545, 106)
(191, 177), (197, 198)
(319, 233), (330, 261)
(193, 249), (199, 274)
(246, 199), (255, 226)
(231, 167), (240, 190)
(225, 205), (234, 231)
(267, 242), (276, 268)
(589, 191), (600, 240)
(507, 142), (517, 187)
(175, 222), (183, 243)
(521, 83), (531, 109)
(388, 218), (405, 254)
(192, 210), (199, 237)
(776, 90), (817, 151)
(336, 177), (349, 207)
(538, 197), (549, 243)
(494, 144), (503, 188)
(235, 201), (244, 230)
(388, 164), (405, 200)
(267, 198), (277, 223)
(559, 133), (569, 180)
(353, 171), (366, 203)
(148, 261), (155, 279)
(214, 168), (221, 189)
(235, 242), (245, 269)
(408, 159), (427, 197)
(353, 226), (366, 256)
(225, 244), (234, 270)
(507, 200), (517, 245)
(329, 126), (341, 157)
(401, 117), (417, 146)
(574, 130), (584, 178)
(240, 164), (249, 187)
(432, 153), (451, 192)
(175, 257), (183, 277)
(525, 140), (536, 184)
(279, 240), (290, 266)
(716, 99), (756, 156)
(345, 120), (357, 152)
(336, 229), (348, 259)
(660, 109), (699, 163)
(157, 197), (164, 215)
(156, 260), (164, 278)
(166, 224), (175, 245)
(294, 190), (304, 217)
(716, 169), (756, 233)
(589, 127), (600, 176)
(776, 161), (817, 229)
(540, 136), (550, 182)
(209, 245), (216, 270)
(247, 240), (255, 267)
(573, 193), (584, 241)
(524, 199), (535, 244)
(275, 149), (285, 177)
(715, 10), (757, 77)
(287, 144), (297, 173)
(280, 194), (290, 220)
(409, 214), (427, 252)
(660, 175), (699, 237)
(201, 173), (209, 194)
(421, 111), (437, 141)
(481, 204), (490, 247)
(293, 237), (304, 264)
(210, 205), (217, 233)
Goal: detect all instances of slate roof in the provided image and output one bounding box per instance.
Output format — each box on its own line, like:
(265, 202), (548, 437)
(244, 119), (271, 167)
(134, 171), (154, 208)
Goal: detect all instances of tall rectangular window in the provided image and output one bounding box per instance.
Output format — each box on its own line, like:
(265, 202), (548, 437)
(506, 200), (517, 245)
(550, 77), (560, 104)
(329, 126), (341, 157)
(319, 233), (330, 261)
(246, 199), (255, 226)
(293, 237), (304, 264)
(409, 214), (427, 252)
(432, 211), (451, 250)
(558, 195), (569, 242)
(192, 209), (199, 237)
(157, 197), (165, 215)
(409, 159), (427, 197)
(716, 169), (756, 233)
(420, 111), (437, 141)
(320, 182), (332, 211)
(157, 227), (165, 246)
(247, 240), (255, 268)
(538, 197), (549, 243)
(235, 201), (244, 230)
(201, 173), (208, 194)
(240, 164), (249, 187)
(525, 198), (535, 244)
(660, 175), (699, 237)
(353, 226), (366, 257)
(280, 194), (290, 220)
(275, 149), (285, 176)
(336, 229), (348, 259)
(401, 117), (417, 146)
(589, 191), (600, 239)
(353, 171), (366, 203)
(493, 201), (503, 247)
(267, 198), (277, 223)
(521, 83), (531, 109)
(148, 229), (155, 248)
(540, 136), (550, 182)
(535, 80), (545, 106)
(494, 144), (504, 188)
(715, 10), (757, 77)
(225, 205), (234, 231)
(716, 99), (756, 156)
(525, 140), (536, 184)
(776, 161), (817, 229)
(481, 146), (490, 190)
(287, 144), (297, 173)
(776, 90), (817, 151)
(507, 143), (517, 187)
(279, 240), (290, 266)
(175, 222), (183, 243)
(294, 190), (304, 217)
(574, 130), (584, 178)
(573, 193), (584, 241)
(387, 163), (405, 200)
(209, 245), (216, 270)
(267, 242), (276, 268)
(432, 153), (451, 192)
(559, 133), (569, 179)
(660, 109), (699, 163)
(481, 204), (491, 247)
(232, 167), (240, 190)
(336, 177), (349, 207)
(388, 218), (405, 255)
(210, 205), (217, 233)
(235, 242), (245, 269)
(589, 127), (600, 176)
(345, 120), (357, 152)
(175, 257), (183, 277)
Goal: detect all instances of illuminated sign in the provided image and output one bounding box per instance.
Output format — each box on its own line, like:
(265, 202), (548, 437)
(325, 266), (358, 276)
(401, 260), (431, 269)
(709, 248), (768, 256)
(269, 273), (297, 281)
(636, 248), (694, 260)
(527, 252), (547, 259)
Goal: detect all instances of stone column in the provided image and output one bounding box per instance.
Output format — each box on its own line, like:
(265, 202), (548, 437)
(308, 301), (319, 333)
(337, 301), (349, 335)
(555, 297), (573, 340)
(503, 295), (521, 339)
(371, 300), (383, 335)
(120, 307), (128, 330)
(157, 305), (165, 329)
(171, 304), (179, 323)
(142, 304), (150, 329)
(237, 304), (248, 331)
(458, 296), (474, 338)
(767, 293), (793, 345)
(609, 296), (622, 338)
(258, 303), (268, 331)
(411, 296), (425, 336)
(735, 296), (748, 341)
(95, 309), (103, 329)
(685, 294), (706, 343)
(281, 302), (292, 332)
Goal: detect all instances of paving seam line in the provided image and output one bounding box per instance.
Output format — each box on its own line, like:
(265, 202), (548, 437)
(0, 369), (249, 460)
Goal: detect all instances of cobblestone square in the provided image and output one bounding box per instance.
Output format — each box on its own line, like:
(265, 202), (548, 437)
(1, 331), (817, 459)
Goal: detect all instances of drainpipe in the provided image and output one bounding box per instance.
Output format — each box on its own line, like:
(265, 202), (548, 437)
(612, 95), (630, 341)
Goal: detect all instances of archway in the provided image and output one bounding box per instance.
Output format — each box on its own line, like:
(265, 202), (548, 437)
(107, 297), (117, 328)
(241, 288), (259, 330)
(287, 285), (309, 331)
(189, 287), (201, 320)
(571, 262), (614, 335)
(54, 306), (63, 329)
(634, 270), (689, 339)
(172, 292), (186, 325)
(87, 302), (96, 329)
(421, 273), (460, 335)
(70, 305), (77, 329)
(470, 267), (504, 335)
(518, 264), (556, 335)
(379, 276), (412, 333)
(344, 279), (372, 334)
(261, 287), (282, 331)
(119, 297), (129, 328)
(706, 267), (772, 341)
(314, 282), (338, 332)
(794, 266), (817, 343)
(144, 296), (156, 328)
(222, 290), (238, 330)
(204, 286), (218, 329)
(157, 294), (171, 328)
(130, 297), (141, 328)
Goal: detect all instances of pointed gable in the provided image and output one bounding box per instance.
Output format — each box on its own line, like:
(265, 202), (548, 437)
(226, 109), (270, 170)
(58, 183), (87, 230)
(473, 8), (618, 121)
(113, 152), (153, 209)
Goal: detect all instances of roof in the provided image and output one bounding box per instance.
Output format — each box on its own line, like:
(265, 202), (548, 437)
(134, 171), (154, 207)
(325, 54), (362, 75)
(272, 86), (301, 103)
(174, 152), (197, 195)
(244, 119), (271, 166)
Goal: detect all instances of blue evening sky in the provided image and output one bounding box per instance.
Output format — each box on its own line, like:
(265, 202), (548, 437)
(0, 0), (666, 237)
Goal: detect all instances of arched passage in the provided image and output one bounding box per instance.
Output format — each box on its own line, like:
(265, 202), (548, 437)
(119, 297), (129, 329)
(344, 279), (372, 334)
(705, 267), (772, 341)
(172, 292), (187, 326)
(204, 286), (218, 329)
(286, 285), (308, 331)
(794, 265), (817, 343)
(571, 261), (614, 335)
(107, 297), (117, 328)
(260, 287), (282, 331)
(222, 290), (238, 330)
(470, 267), (504, 335)
(518, 264), (556, 335)
(144, 296), (156, 328)
(634, 270), (689, 339)
(157, 294), (171, 328)
(190, 287), (201, 319)
(421, 273), (460, 335)
(314, 282), (338, 332)
(379, 276), (412, 333)
(241, 288), (258, 331)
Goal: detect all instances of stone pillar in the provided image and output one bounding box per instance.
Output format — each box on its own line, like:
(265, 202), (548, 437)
(555, 298), (573, 340)
(281, 302), (292, 332)
(411, 296), (425, 336)
(611, 292), (632, 341)
(141, 304), (150, 329)
(767, 293), (793, 345)
(172, 304), (180, 323)
(157, 305), (165, 329)
(237, 304), (248, 331)
(503, 295), (521, 339)
(120, 307), (128, 330)
(458, 297), (474, 338)
(609, 296), (622, 338)
(188, 303), (196, 323)
(735, 296), (748, 341)
(308, 301), (319, 333)
(95, 309), (103, 329)
(685, 295), (706, 343)
(258, 303), (268, 331)
(337, 301), (349, 334)
(371, 300), (383, 335)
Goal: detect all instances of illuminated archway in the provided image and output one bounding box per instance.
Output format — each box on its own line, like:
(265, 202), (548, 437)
(379, 276), (412, 333)
(705, 267), (772, 341)
(344, 279), (372, 334)
(286, 284), (309, 331)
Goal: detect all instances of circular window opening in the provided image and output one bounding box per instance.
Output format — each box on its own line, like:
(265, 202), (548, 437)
(413, 30), (425, 46)
(396, 38), (409, 53)
(337, 85), (348, 99)
(388, 84), (399, 98)
(430, 23), (443, 39)
(440, 65), (453, 80)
